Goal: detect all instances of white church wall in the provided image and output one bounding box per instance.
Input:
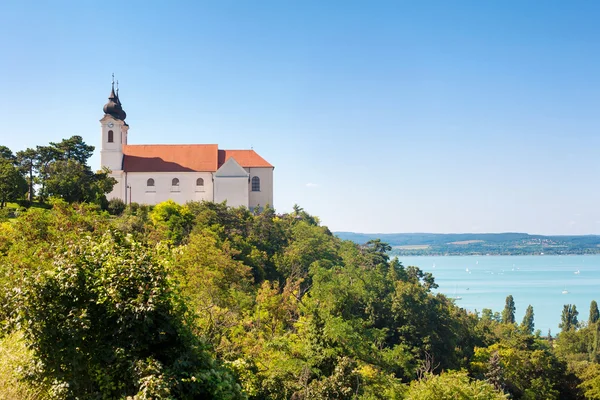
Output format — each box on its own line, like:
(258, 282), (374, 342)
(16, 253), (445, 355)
(214, 177), (249, 208)
(247, 167), (274, 209)
(107, 171), (125, 201)
(124, 172), (214, 205)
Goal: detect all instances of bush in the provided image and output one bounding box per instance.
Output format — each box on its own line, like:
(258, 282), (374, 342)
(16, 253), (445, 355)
(406, 370), (507, 400)
(107, 198), (126, 215)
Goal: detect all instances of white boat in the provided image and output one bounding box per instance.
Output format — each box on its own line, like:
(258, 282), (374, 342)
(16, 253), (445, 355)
(453, 285), (462, 300)
(574, 270), (581, 275)
(562, 289), (569, 294)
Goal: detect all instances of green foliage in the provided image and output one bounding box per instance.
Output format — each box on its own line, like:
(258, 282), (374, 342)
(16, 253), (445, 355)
(591, 301), (599, 324)
(2, 199), (596, 399)
(17, 231), (243, 399)
(16, 148), (38, 202)
(502, 295), (516, 324)
(406, 370), (507, 400)
(44, 159), (116, 204)
(0, 158), (28, 208)
(150, 200), (195, 244)
(107, 197), (126, 215)
(561, 304), (580, 332)
(579, 363), (600, 399)
(470, 333), (574, 399)
(521, 305), (535, 334)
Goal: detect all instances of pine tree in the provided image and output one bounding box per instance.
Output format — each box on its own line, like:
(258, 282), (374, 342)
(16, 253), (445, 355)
(502, 295), (516, 324)
(590, 300), (599, 324)
(520, 305), (534, 335)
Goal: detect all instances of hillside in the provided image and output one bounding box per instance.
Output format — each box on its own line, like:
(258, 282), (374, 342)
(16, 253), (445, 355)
(335, 232), (600, 255)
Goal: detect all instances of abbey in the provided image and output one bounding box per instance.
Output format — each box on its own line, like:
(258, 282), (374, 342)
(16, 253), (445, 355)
(100, 80), (273, 209)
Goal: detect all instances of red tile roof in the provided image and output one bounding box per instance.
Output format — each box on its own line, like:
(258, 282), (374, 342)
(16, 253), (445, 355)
(218, 150), (273, 168)
(121, 145), (272, 172)
(123, 144), (219, 172)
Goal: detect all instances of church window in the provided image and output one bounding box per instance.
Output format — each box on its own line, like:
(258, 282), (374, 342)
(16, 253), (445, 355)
(252, 176), (260, 192)
(171, 178), (180, 192)
(108, 130), (114, 143)
(147, 178), (155, 187)
(196, 177), (205, 192)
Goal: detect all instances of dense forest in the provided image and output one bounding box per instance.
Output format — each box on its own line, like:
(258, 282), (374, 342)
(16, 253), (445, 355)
(1, 200), (600, 399)
(2, 139), (600, 399)
(336, 232), (600, 256)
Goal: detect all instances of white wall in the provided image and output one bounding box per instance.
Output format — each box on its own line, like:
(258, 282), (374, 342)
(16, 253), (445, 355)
(214, 176), (249, 207)
(107, 171), (125, 201)
(247, 167), (274, 210)
(122, 172), (214, 205)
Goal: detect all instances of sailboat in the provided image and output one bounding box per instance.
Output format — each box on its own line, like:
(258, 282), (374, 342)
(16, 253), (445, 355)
(453, 285), (462, 300)
(574, 270), (581, 275)
(562, 287), (569, 294)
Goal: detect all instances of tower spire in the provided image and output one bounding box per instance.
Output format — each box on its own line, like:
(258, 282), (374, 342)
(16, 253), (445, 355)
(109, 73), (117, 100)
(103, 74), (126, 121)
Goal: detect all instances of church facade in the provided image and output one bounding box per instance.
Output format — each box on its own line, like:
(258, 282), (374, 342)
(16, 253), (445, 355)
(100, 81), (273, 209)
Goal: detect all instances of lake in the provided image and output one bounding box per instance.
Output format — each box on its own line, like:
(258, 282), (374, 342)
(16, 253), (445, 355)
(396, 255), (600, 335)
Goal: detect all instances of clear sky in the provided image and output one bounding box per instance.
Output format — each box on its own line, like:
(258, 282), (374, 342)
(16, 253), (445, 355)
(1, 1), (599, 235)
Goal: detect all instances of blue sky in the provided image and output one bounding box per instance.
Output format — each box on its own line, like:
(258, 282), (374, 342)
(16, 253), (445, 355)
(1, 1), (599, 234)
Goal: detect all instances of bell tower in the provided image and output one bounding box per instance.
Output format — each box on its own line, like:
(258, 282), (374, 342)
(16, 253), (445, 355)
(100, 74), (128, 173)
(100, 74), (128, 201)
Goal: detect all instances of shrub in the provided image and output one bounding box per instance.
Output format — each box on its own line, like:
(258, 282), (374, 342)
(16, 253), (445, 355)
(107, 198), (126, 215)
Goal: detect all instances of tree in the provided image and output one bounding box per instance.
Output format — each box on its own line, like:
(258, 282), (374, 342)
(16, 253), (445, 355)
(50, 135), (94, 164)
(521, 304), (535, 334)
(44, 160), (115, 204)
(0, 146), (15, 162)
(34, 145), (61, 200)
(485, 351), (504, 392)
(16, 148), (38, 202)
(502, 295), (516, 324)
(18, 232), (243, 399)
(560, 304), (579, 332)
(0, 160), (27, 208)
(590, 300), (599, 324)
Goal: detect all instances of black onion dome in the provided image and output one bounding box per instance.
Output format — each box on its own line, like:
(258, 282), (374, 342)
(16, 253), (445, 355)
(116, 91), (127, 120)
(103, 84), (126, 121)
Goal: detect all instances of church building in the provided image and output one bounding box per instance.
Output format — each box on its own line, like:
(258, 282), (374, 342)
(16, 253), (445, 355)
(100, 80), (274, 210)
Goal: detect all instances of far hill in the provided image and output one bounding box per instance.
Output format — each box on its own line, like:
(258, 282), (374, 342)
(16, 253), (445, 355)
(334, 232), (600, 256)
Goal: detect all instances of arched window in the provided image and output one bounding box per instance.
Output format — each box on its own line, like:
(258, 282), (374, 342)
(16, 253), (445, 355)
(251, 176), (260, 192)
(171, 178), (180, 192)
(195, 177), (205, 192)
(147, 178), (155, 187)
(108, 130), (114, 143)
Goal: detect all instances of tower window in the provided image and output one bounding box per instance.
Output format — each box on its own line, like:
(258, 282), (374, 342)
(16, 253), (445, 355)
(251, 176), (260, 192)
(147, 178), (155, 186)
(108, 130), (114, 143)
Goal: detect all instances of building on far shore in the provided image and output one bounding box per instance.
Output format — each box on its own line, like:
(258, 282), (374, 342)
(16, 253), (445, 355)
(100, 79), (273, 210)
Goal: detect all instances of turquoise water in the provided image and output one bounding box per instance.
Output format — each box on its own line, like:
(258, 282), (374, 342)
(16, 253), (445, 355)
(397, 255), (600, 335)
